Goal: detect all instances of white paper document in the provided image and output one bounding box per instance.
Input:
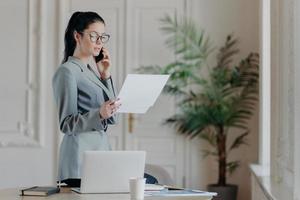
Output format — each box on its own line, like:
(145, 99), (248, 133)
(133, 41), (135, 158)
(117, 74), (170, 113)
(144, 189), (217, 197)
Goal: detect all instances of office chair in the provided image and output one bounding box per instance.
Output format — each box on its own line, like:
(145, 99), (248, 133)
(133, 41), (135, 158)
(144, 164), (174, 185)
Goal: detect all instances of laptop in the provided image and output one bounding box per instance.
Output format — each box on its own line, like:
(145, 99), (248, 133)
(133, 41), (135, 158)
(72, 151), (146, 194)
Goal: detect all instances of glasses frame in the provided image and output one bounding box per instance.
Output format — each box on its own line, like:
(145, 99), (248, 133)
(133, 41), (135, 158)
(79, 31), (110, 44)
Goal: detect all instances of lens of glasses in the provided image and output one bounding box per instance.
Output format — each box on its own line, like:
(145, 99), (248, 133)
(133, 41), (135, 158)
(100, 34), (110, 43)
(89, 32), (98, 43)
(91, 36), (98, 43)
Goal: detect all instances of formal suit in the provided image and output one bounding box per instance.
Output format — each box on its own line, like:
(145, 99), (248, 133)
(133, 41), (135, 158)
(52, 56), (117, 181)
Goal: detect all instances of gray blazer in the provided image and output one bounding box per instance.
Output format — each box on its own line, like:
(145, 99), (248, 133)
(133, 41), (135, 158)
(52, 56), (117, 181)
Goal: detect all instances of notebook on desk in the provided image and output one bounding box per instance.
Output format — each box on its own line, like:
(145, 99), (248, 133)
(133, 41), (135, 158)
(72, 151), (146, 194)
(20, 186), (60, 196)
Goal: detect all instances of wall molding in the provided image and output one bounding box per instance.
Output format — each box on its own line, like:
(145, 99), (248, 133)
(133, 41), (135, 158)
(0, 0), (47, 148)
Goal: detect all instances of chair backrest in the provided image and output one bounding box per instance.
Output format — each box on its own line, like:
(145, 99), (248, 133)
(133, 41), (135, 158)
(145, 164), (174, 185)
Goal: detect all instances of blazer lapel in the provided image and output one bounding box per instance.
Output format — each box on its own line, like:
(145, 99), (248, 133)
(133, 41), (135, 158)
(84, 69), (114, 99)
(68, 57), (114, 99)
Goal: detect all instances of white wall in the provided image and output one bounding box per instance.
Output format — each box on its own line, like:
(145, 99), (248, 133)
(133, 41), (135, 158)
(271, 0), (294, 192)
(271, 0), (300, 199)
(293, 1), (300, 199)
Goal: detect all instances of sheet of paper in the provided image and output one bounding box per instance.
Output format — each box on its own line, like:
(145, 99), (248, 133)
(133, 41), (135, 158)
(117, 74), (170, 113)
(144, 189), (217, 197)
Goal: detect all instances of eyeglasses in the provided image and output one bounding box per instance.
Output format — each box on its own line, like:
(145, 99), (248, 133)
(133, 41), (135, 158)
(80, 31), (110, 44)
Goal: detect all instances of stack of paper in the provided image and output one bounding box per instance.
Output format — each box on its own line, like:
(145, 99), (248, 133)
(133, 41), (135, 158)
(145, 184), (165, 191)
(144, 189), (217, 197)
(117, 74), (170, 113)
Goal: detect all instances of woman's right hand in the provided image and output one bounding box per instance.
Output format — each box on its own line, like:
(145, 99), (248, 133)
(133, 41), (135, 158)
(99, 99), (121, 119)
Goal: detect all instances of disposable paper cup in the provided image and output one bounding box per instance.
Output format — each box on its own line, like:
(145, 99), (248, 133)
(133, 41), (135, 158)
(129, 177), (146, 200)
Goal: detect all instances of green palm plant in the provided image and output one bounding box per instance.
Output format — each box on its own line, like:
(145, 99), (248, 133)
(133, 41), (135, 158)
(137, 15), (259, 186)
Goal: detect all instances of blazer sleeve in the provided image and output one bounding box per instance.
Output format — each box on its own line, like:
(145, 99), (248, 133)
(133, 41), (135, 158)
(101, 77), (118, 125)
(52, 67), (106, 135)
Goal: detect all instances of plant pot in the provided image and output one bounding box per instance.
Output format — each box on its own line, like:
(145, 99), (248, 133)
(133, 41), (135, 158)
(207, 184), (238, 200)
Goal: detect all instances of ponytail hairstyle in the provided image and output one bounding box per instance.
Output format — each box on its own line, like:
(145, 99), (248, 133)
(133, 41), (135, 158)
(62, 11), (105, 63)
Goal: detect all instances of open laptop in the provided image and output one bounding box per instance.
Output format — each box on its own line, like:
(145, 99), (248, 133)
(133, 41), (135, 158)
(72, 151), (146, 194)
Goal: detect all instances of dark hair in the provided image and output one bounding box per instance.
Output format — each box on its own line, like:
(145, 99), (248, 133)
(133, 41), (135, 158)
(62, 11), (105, 63)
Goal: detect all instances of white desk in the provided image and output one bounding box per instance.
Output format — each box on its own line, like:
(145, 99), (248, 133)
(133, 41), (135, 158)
(0, 188), (213, 200)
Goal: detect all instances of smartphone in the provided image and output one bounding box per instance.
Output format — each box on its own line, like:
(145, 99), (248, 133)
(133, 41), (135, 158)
(95, 48), (104, 62)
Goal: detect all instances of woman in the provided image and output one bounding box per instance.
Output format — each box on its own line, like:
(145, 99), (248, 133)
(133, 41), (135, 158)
(52, 11), (121, 187)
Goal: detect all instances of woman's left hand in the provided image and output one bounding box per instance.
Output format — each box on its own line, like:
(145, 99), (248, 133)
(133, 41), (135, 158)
(96, 47), (111, 79)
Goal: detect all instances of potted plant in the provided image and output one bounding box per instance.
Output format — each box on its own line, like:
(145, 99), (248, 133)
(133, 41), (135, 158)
(137, 15), (259, 200)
